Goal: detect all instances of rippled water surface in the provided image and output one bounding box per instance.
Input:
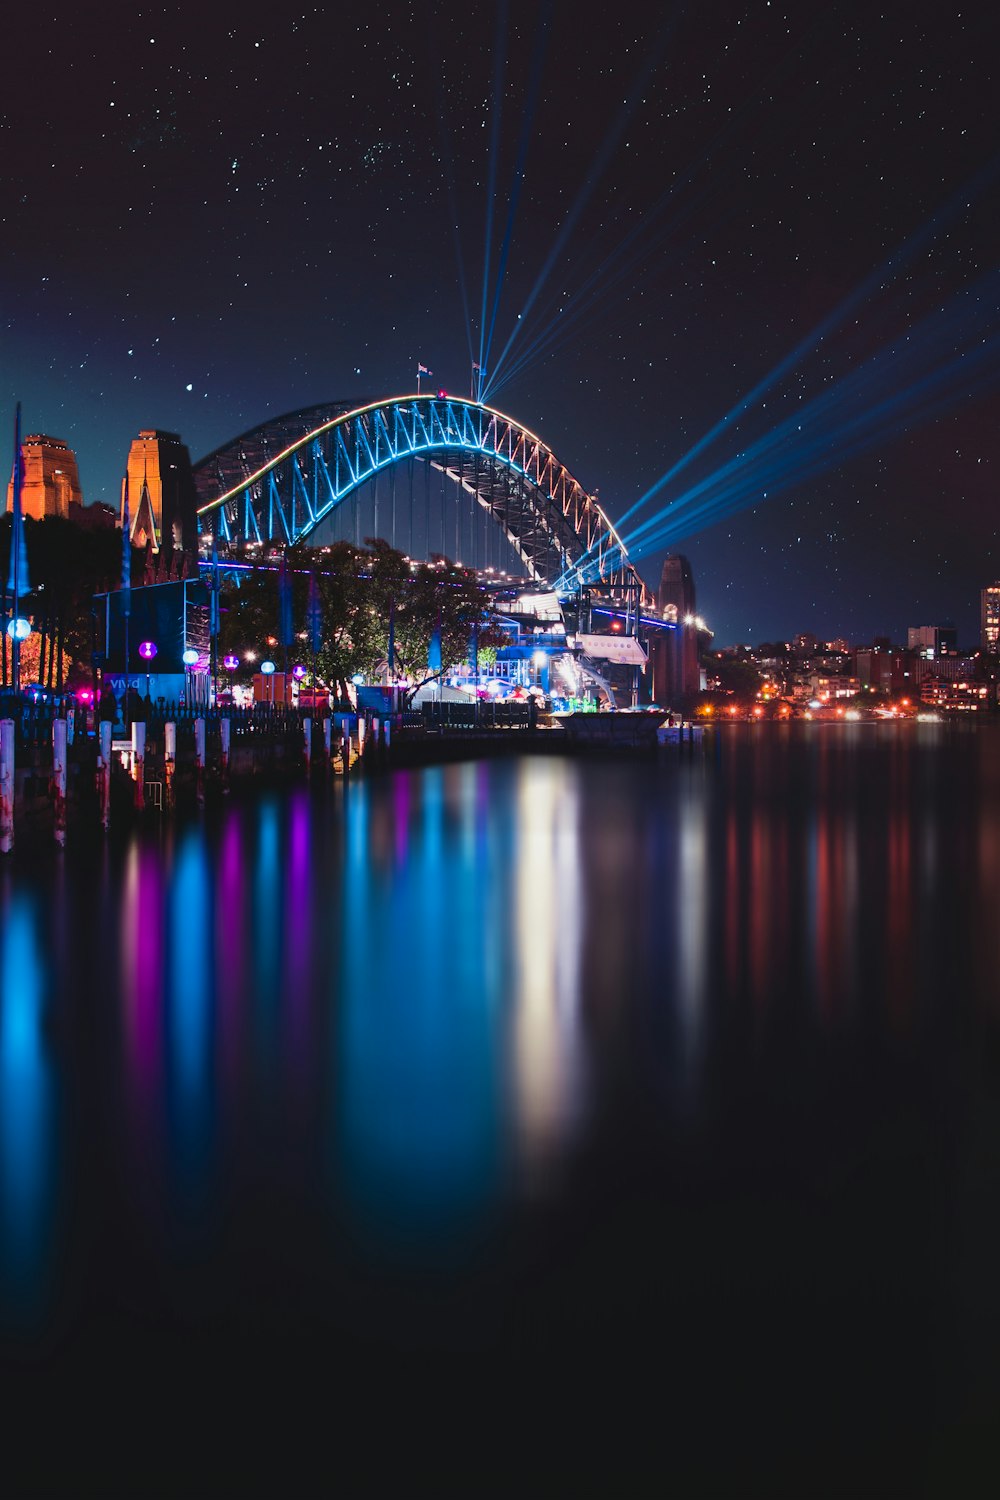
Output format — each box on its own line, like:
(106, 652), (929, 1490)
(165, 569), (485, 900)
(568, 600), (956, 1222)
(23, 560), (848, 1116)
(3, 726), (1000, 1493)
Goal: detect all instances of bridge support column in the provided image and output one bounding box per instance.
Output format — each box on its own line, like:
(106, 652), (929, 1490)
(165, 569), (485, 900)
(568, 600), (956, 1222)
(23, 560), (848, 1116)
(194, 718), (206, 808)
(131, 722), (146, 812)
(165, 721), (176, 809)
(220, 717), (231, 793)
(98, 720), (112, 832)
(53, 718), (67, 847)
(1, 719), (15, 854)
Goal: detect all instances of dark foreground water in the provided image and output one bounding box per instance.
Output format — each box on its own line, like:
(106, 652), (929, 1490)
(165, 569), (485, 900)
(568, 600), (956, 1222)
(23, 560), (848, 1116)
(2, 724), (1000, 1494)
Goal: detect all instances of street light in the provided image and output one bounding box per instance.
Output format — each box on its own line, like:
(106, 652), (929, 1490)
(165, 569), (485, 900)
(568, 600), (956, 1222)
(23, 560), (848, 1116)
(139, 640), (157, 701)
(261, 658), (276, 706)
(182, 646), (198, 707)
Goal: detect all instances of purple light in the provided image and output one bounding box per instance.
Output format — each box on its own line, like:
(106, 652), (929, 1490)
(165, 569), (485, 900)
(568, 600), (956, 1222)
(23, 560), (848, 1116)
(138, 640), (157, 661)
(292, 664), (306, 680)
(223, 654), (239, 672)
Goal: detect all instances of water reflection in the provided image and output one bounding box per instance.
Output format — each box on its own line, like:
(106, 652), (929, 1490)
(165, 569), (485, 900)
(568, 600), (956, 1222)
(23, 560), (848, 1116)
(166, 833), (214, 1197)
(1, 728), (998, 1351)
(337, 768), (502, 1243)
(512, 759), (584, 1173)
(0, 890), (56, 1316)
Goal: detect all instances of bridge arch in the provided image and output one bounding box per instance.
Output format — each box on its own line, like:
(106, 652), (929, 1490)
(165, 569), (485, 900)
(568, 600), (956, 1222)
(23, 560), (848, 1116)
(192, 394), (647, 601)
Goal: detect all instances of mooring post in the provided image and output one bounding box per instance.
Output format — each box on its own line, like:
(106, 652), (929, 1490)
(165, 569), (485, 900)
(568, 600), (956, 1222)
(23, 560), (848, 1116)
(98, 719), (112, 832)
(384, 717), (392, 759)
(164, 721), (176, 809)
(131, 721), (146, 811)
(303, 715), (312, 779)
(52, 717), (68, 848)
(357, 716), (366, 765)
(66, 707), (75, 747)
(219, 717), (231, 794)
(323, 715), (332, 774)
(194, 717), (206, 807)
(0, 719), (15, 854)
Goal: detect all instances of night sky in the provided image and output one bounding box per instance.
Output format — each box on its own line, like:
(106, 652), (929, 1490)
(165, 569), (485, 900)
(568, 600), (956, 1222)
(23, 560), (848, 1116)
(3, 1), (998, 647)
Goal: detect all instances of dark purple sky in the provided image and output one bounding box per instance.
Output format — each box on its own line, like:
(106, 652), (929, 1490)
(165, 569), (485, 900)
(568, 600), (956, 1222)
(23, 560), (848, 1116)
(3, 1), (998, 646)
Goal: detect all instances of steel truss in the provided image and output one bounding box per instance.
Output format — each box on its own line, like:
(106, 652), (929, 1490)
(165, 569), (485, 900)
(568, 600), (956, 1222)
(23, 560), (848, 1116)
(193, 394), (650, 604)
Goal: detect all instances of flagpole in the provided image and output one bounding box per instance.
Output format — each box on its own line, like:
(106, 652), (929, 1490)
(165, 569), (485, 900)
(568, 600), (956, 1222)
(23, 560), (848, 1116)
(121, 475), (131, 730)
(9, 405), (22, 695)
(7, 404), (29, 697)
(210, 524), (220, 708)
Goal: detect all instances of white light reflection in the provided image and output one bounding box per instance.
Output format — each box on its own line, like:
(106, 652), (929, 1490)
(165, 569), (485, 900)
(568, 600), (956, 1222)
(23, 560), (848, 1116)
(0, 892), (55, 1312)
(676, 793), (709, 1080)
(512, 761), (585, 1177)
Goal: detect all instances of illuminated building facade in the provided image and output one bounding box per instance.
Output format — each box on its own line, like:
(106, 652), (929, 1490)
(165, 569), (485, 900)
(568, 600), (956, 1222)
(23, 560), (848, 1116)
(5, 434), (83, 519)
(981, 585), (1000, 652)
(125, 429), (198, 552)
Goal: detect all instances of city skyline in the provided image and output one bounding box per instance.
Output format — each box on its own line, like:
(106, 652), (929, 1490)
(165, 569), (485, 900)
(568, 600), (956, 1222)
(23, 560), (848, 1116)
(3, 2), (998, 645)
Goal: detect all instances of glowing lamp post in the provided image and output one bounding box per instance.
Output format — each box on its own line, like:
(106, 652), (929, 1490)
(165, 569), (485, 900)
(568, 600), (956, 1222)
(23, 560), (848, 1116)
(223, 654), (239, 704)
(261, 658), (276, 706)
(7, 616), (30, 643)
(182, 647), (198, 705)
(138, 640), (157, 700)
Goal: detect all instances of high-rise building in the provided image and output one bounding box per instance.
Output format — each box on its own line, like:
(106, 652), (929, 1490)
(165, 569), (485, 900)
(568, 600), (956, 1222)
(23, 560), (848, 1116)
(5, 434), (83, 519)
(907, 625), (957, 658)
(124, 429), (198, 552)
(981, 585), (1000, 653)
(651, 553), (700, 705)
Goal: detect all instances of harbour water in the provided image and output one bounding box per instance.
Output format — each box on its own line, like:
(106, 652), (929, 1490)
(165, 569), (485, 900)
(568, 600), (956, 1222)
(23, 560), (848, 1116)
(2, 724), (999, 1493)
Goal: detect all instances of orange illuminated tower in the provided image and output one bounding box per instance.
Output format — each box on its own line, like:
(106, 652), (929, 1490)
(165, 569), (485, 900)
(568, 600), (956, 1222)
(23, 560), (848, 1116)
(123, 429), (198, 552)
(5, 434), (83, 519)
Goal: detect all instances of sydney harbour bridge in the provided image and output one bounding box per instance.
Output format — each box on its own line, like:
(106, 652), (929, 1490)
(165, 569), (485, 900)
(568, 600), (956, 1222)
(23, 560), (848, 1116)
(191, 393), (653, 612)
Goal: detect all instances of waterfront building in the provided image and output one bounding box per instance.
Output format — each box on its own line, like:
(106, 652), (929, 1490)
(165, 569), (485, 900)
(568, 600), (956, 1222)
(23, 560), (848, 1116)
(124, 429), (199, 552)
(981, 584), (1000, 652)
(920, 676), (989, 711)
